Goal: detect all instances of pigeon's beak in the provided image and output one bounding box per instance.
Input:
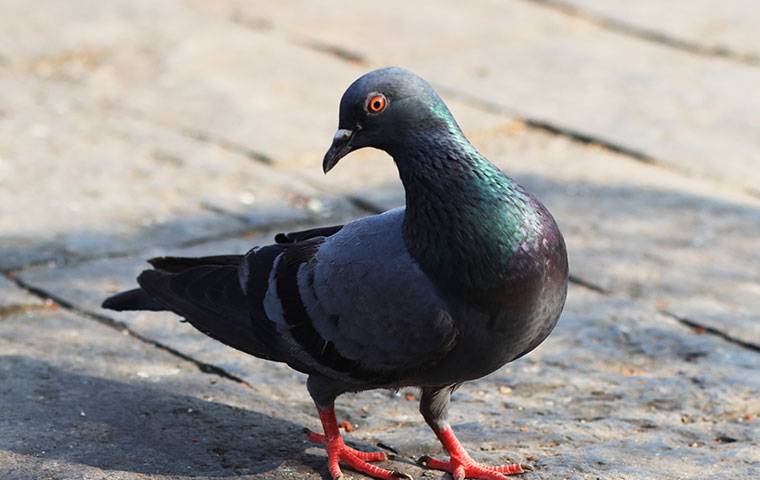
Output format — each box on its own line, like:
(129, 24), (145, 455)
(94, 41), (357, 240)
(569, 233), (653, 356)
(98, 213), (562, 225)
(323, 128), (356, 174)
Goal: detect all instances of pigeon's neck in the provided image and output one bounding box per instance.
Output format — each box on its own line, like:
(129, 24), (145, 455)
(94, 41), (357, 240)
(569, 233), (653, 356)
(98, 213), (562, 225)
(389, 130), (543, 298)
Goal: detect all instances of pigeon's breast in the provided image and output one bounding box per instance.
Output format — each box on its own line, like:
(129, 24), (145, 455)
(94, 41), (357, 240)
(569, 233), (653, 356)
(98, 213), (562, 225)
(420, 202), (569, 385)
(501, 217), (568, 360)
(492, 205), (568, 366)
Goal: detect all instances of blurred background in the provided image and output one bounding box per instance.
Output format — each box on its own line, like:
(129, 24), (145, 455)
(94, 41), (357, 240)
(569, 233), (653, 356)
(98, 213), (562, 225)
(1, 1), (758, 479)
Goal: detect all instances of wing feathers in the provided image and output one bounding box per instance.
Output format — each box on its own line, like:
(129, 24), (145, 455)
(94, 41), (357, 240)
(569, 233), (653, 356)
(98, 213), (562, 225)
(273, 241), (377, 379)
(274, 225), (343, 244)
(104, 211), (457, 387)
(137, 267), (282, 361)
(101, 288), (164, 311)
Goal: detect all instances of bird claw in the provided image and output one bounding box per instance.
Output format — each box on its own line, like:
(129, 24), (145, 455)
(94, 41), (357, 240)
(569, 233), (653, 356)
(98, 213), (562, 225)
(418, 454), (528, 479)
(305, 427), (413, 479)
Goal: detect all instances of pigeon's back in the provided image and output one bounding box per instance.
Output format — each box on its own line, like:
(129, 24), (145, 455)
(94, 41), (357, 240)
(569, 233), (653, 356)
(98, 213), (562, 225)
(261, 207), (458, 388)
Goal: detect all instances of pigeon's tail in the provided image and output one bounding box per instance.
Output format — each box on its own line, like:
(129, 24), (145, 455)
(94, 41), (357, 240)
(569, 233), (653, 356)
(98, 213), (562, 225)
(101, 255), (243, 312)
(102, 288), (165, 311)
(147, 255), (242, 272)
(101, 254), (284, 362)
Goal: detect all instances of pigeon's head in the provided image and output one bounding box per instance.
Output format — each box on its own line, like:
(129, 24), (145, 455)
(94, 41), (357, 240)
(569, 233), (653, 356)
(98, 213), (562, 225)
(323, 67), (459, 173)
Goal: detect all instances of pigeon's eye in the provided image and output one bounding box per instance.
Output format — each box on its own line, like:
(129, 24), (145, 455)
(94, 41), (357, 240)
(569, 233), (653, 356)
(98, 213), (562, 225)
(366, 93), (387, 113)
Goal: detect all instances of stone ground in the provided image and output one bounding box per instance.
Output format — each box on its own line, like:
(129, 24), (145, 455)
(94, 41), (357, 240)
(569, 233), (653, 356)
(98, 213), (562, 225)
(1, 1), (758, 479)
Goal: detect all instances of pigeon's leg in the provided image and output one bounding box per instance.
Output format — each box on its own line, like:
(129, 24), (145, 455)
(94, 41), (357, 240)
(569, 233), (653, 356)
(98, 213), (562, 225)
(305, 377), (410, 480)
(418, 386), (530, 479)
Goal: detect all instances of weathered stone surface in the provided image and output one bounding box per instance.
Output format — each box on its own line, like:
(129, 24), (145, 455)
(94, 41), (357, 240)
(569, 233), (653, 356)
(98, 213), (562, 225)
(221, 0), (760, 195)
(0, 0), (602, 169)
(0, 308), (329, 479)
(561, 0), (760, 60)
(0, 74), (353, 271)
(2, 1), (759, 478)
(0, 0), (355, 165)
(0, 276), (41, 308)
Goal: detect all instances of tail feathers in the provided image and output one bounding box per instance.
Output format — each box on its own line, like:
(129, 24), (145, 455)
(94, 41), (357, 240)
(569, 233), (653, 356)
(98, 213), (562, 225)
(148, 255), (242, 273)
(102, 288), (165, 311)
(101, 254), (283, 363)
(102, 255), (241, 311)
(136, 267), (282, 362)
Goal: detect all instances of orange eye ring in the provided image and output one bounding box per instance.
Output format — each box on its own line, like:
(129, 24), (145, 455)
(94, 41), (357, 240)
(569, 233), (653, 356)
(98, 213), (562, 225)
(366, 93), (387, 113)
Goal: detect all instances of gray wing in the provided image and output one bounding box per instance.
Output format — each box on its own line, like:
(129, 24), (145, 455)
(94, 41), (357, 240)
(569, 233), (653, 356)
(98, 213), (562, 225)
(261, 208), (457, 385)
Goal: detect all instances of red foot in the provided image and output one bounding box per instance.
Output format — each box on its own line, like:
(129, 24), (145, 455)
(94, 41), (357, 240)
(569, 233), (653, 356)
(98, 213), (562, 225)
(419, 426), (531, 479)
(307, 406), (411, 480)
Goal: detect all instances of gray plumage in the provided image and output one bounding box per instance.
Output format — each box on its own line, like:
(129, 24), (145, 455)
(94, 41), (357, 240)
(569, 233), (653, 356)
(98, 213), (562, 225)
(103, 67), (568, 480)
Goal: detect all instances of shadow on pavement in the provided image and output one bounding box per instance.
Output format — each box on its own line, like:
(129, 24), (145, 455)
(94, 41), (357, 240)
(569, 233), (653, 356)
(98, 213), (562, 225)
(0, 355), (328, 477)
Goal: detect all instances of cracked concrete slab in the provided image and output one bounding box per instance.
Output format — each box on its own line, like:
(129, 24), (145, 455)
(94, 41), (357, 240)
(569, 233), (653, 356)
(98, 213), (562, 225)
(2, 1), (759, 479)
(0, 309), (323, 479)
(555, 0), (760, 61)
(0, 0), (356, 165)
(217, 0), (760, 195)
(0, 275), (42, 309)
(0, 75), (355, 271)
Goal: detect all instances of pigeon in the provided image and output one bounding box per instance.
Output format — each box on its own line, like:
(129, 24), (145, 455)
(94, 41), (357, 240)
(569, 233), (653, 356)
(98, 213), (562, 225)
(103, 67), (568, 480)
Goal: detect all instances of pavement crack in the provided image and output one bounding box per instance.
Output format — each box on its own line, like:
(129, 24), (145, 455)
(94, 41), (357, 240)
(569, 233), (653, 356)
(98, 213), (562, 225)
(4, 273), (253, 386)
(241, 16), (675, 181)
(1, 216), (341, 275)
(124, 12), (760, 201)
(568, 275), (608, 294)
(569, 272), (759, 354)
(292, 37), (367, 65)
(227, 8), (366, 65)
(436, 85), (658, 163)
(208, 5), (760, 201)
(199, 202), (251, 225)
(112, 101), (387, 215)
(344, 195), (384, 215)
(376, 442), (399, 455)
(1, 227), (258, 275)
(229, 9), (275, 32)
(435, 85), (760, 201)
(663, 310), (760, 354)
(113, 103), (274, 165)
(180, 127), (274, 165)
(522, 0), (760, 67)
